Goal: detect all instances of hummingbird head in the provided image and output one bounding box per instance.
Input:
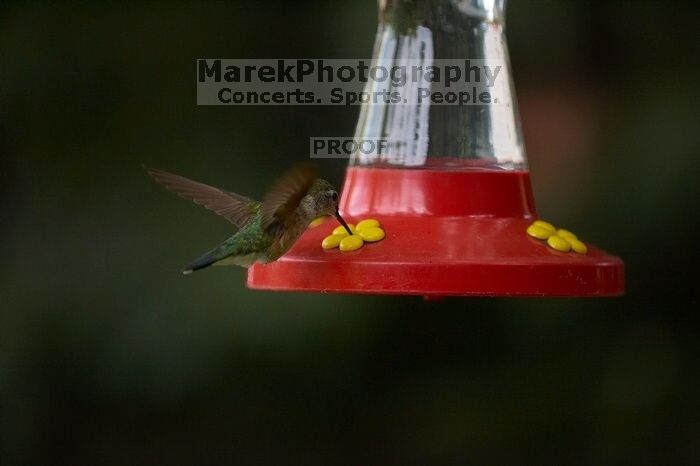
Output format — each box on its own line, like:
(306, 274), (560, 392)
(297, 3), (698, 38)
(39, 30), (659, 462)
(303, 179), (353, 235)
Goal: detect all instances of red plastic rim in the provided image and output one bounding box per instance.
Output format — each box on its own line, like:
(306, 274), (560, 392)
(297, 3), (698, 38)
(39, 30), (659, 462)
(247, 167), (625, 297)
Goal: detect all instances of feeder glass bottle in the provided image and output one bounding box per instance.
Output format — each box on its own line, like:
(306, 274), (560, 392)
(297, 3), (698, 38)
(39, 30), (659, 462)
(352, 0), (525, 170)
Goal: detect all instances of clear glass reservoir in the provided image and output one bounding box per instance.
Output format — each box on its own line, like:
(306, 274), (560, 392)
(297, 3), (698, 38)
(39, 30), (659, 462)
(351, 0), (526, 170)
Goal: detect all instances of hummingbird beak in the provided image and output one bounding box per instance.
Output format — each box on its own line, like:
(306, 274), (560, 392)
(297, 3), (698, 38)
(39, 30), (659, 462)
(335, 209), (353, 235)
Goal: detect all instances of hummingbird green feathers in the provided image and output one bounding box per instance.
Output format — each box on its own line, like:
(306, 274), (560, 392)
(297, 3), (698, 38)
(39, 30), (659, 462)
(145, 164), (352, 274)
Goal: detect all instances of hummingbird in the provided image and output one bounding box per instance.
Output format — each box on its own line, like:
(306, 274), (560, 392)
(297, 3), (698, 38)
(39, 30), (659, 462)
(145, 163), (352, 274)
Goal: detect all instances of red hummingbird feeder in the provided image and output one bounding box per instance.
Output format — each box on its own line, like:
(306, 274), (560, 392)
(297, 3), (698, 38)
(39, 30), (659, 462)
(247, 0), (624, 297)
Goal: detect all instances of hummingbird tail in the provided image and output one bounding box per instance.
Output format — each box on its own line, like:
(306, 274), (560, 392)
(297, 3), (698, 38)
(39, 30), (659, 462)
(181, 250), (221, 275)
(181, 235), (257, 274)
(182, 246), (222, 275)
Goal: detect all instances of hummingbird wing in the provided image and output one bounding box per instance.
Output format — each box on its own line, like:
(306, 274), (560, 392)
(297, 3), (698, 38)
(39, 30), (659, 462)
(144, 167), (257, 230)
(260, 163), (317, 231)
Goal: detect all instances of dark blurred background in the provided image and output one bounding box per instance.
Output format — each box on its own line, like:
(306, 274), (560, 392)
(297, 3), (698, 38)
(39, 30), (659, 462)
(1, 1), (699, 465)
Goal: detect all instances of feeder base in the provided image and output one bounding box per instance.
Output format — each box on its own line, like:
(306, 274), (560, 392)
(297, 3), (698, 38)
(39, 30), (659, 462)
(247, 168), (625, 297)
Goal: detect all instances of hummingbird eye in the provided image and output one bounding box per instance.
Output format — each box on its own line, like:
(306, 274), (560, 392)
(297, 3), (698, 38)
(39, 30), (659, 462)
(331, 192), (338, 201)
